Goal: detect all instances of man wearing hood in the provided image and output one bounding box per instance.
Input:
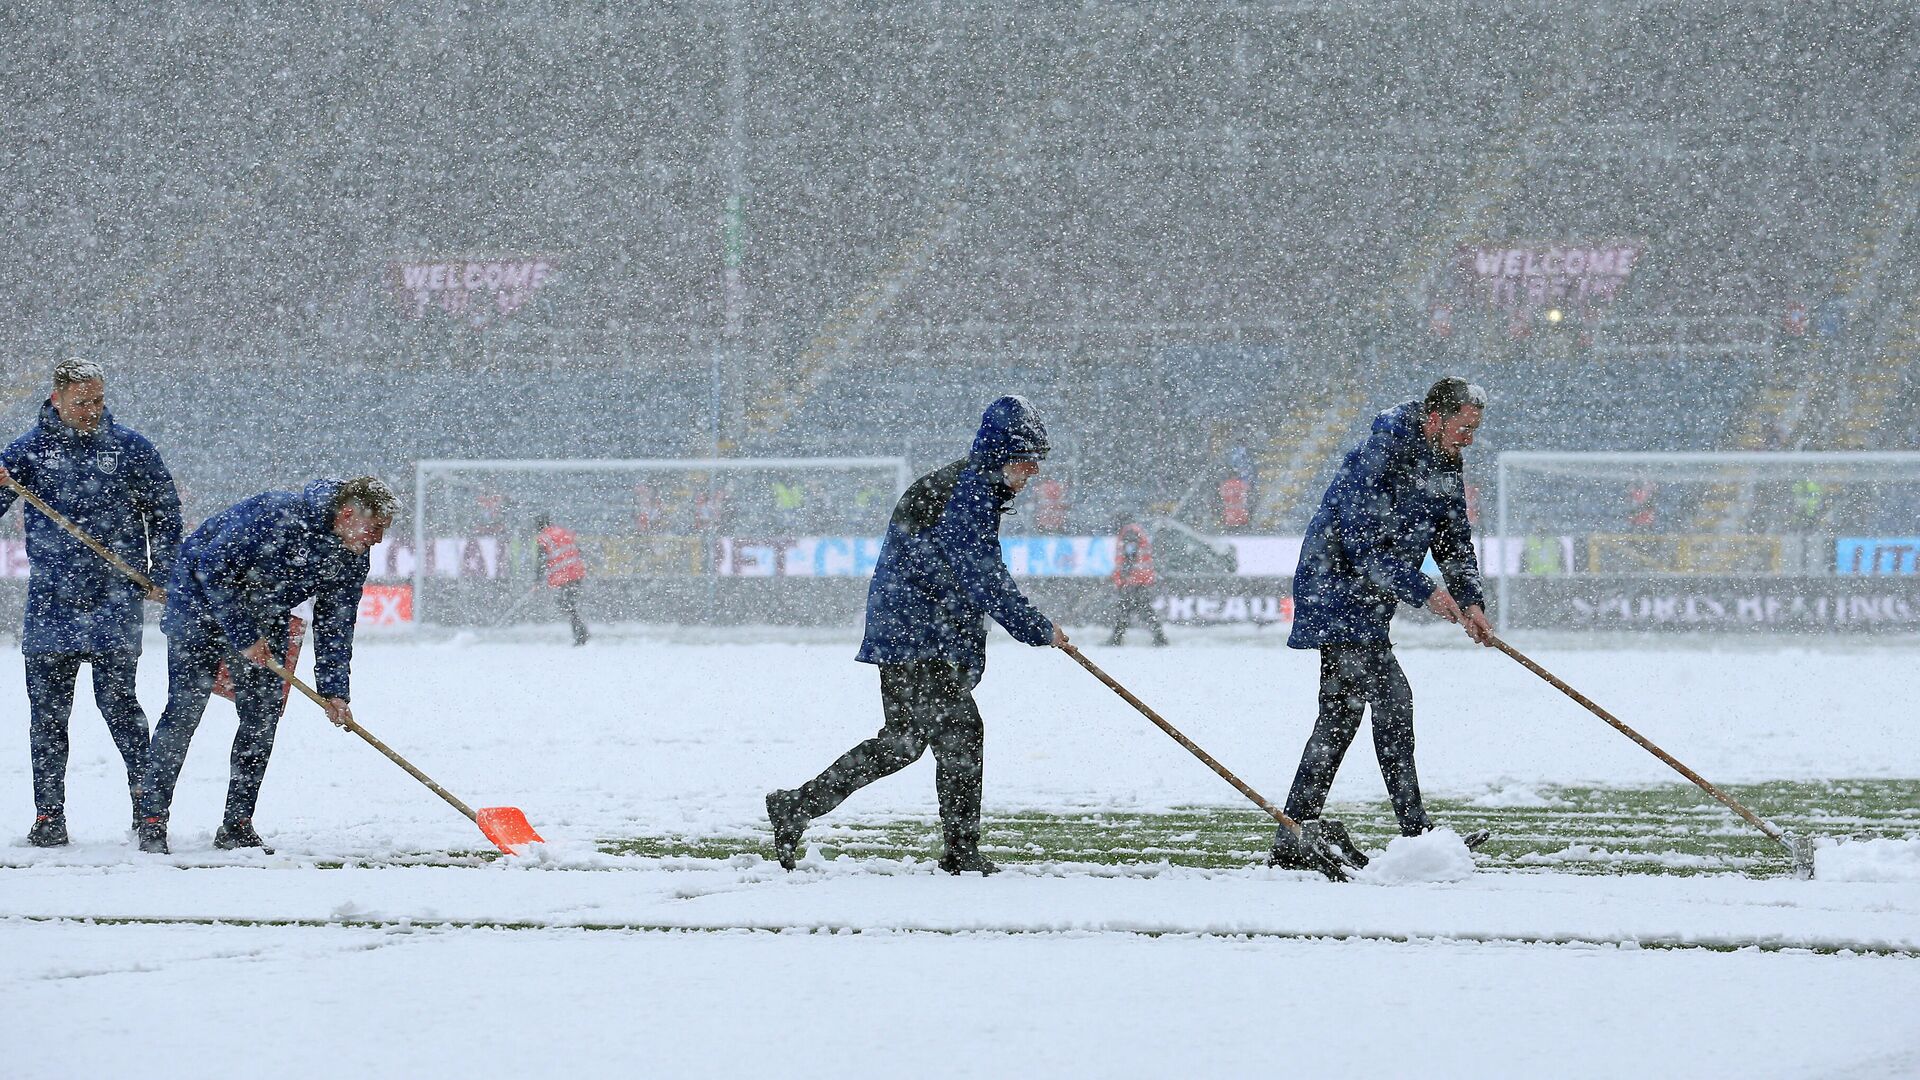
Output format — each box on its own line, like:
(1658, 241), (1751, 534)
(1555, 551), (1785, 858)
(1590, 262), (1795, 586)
(767, 396), (1068, 875)
(138, 476), (398, 854)
(0, 358), (181, 848)
(1269, 377), (1495, 873)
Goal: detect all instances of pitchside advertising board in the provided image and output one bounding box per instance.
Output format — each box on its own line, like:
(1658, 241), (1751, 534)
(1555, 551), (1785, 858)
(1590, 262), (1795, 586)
(12, 533), (1914, 631)
(314, 534), (1556, 583)
(1499, 536), (1920, 633)
(1510, 578), (1920, 632)
(338, 533), (1554, 628)
(1836, 538), (1920, 575)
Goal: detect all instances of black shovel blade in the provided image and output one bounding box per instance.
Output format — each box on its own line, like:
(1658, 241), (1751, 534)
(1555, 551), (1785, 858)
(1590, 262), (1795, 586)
(1318, 818), (1371, 870)
(1267, 820), (1350, 882)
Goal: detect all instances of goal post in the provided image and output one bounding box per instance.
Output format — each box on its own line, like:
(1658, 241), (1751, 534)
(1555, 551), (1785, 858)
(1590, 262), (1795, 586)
(1495, 451), (1920, 635)
(411, 457), (913, 627)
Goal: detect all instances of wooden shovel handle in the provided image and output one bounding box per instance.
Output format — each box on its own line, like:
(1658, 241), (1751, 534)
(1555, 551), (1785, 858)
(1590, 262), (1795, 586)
(1490, 635), (1785, 845)
(1063, 643), (1303, 837)
(256, 653), (478, 823)
(4, 477), (156, 591)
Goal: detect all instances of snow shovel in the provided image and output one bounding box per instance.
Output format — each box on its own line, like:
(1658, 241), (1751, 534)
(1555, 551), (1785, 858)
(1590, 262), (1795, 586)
(1490, 636), (1816, 878)
(258, 654), (544, 855)
(1062, 643), (1350, 881)
(3, 475), (544, 856)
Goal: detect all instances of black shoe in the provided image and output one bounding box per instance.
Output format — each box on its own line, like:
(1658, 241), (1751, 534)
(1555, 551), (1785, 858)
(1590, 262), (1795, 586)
(765, 789), (805, 870)
(1266, 820), (1349, 882)
(27, 812), (69, 848)
(214, 820), (274, 854)
(137, 817), (169, 855)
(938, 847), (1000, 875)
(1318, 818), (1370, 869)
(1417, 824), (1490, 851)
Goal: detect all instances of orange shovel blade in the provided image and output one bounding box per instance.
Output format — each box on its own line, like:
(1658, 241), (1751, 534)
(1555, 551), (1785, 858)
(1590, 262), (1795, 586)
(476, 806), (544, 854)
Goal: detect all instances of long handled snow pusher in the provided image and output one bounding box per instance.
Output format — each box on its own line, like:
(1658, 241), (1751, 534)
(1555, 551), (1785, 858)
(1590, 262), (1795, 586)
(4, 476), (545, 856)
(1062, 644), (1350, 881)
(258, 655), (544, 855)
(1490, 636), (1816, 879)
(4, 477), (159, 591)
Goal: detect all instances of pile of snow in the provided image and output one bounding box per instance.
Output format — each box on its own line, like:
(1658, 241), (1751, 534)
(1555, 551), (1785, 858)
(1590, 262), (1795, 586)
(1812, 836), (1920, 883)
(1467, 782), (1565, 808)
(1355, 828), (1476, 884)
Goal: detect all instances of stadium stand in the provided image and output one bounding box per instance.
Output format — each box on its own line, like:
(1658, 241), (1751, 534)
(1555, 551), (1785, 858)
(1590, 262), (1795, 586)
(1, 1), (1915, 539)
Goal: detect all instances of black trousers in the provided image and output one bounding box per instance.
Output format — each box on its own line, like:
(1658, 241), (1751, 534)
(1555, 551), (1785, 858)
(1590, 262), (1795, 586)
(25, 650), (152, 818)
(1108, 585), (1166, 645)
(1282, 643), (1431, 837)
(141, 632), (291, 827)
(788, 660), (986, 850)
(556, 582), (588, 645)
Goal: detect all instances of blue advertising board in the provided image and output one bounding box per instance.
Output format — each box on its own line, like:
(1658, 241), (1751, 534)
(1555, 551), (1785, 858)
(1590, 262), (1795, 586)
(1836, 538), (1920, 575)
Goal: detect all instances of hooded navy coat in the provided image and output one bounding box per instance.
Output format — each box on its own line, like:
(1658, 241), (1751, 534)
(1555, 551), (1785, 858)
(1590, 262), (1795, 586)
(1288, 401), (1485, 649)
(0, 401), (182, 655)
(855, 396), (1055, 679)
(162, 480), (369, 700)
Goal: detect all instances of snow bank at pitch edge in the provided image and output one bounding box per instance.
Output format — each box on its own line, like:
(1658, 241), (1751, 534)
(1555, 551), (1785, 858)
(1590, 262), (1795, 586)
(1813, 836), (1920, 882)
(1355, 828), (1477, 884)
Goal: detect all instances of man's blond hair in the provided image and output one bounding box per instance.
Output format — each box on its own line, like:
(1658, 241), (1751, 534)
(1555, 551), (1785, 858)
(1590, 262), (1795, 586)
(331, 476), (399, 523)
(53, 356), (104, 388)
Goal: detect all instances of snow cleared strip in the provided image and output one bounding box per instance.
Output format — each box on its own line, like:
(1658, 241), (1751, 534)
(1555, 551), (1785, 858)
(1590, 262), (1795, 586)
(11, 913), (1917, 958)
(5, 858), (1918, 955)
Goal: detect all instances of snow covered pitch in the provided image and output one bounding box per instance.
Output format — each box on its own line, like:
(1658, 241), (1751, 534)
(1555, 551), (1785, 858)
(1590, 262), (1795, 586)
(4, 630), (1917, 1078)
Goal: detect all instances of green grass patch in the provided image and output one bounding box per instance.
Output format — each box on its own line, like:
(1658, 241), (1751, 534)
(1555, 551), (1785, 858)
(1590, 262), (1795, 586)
(601, 779), (1920, 879)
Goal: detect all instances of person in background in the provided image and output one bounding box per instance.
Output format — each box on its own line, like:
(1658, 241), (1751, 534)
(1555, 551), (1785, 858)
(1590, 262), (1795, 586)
(1031, 473), (1069, 533)
(1627, 480), (1657, 532)
(1219, 472), (1251, 531)
(534, 513), (589, 647)
(1105, 520), (1167, 647)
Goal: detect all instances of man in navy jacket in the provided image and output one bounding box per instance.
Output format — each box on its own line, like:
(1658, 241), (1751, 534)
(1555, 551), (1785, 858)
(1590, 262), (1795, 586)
(0, 358), (181, 847)
(139, 476), (396, 854)
(1271, 377), (1495, 873)
(767, 396), (1068, 875)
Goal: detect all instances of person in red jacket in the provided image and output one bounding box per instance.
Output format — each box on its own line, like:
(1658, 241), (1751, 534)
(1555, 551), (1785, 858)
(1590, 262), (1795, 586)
(533, 513), (589, 646)
(1030, 475), (1069, 533)
(1105, 521), (1167, 646)
(1219, 474), (1251, 531)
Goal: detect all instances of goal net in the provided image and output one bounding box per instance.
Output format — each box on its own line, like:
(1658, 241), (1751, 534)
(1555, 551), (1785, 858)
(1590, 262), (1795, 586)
(411, 457), (912, 627)
(1494, 451), (1920, 635)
